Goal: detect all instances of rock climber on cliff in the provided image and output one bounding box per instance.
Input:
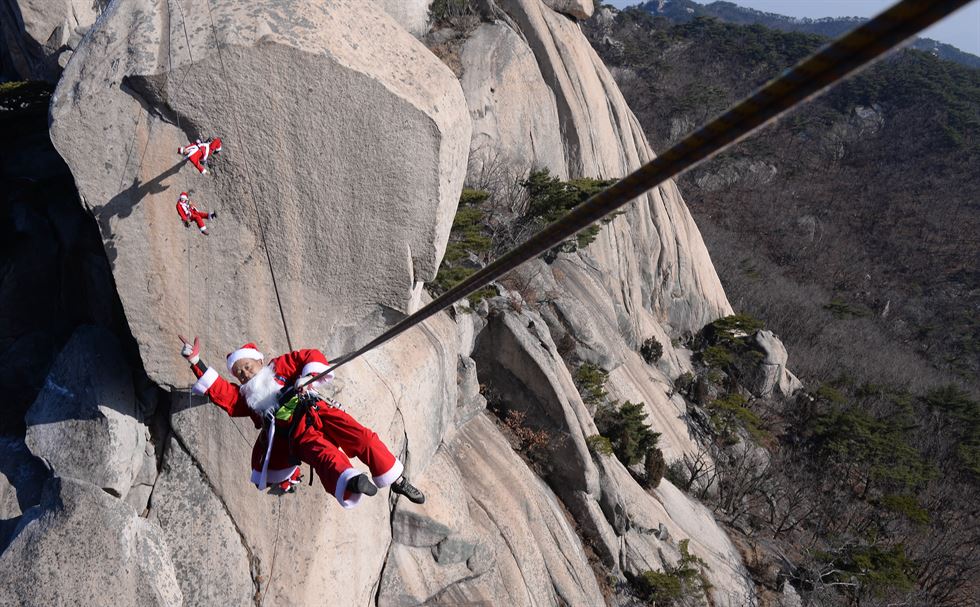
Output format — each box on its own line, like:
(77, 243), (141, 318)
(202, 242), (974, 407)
(177, 137), (222, 175)
(177, 335), (425, 507)
(176, 192), (216, 235)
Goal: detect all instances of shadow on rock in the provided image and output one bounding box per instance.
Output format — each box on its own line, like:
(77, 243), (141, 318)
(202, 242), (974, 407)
(100, 161), (183, 266)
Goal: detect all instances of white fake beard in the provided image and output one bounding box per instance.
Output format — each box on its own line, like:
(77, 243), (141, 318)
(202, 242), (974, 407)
(239, 364), (282, 416)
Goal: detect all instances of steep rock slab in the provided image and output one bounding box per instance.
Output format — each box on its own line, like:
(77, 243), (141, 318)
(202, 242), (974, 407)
(750, 330), (803, 398)
(0, 437), (49, 551)
(50, 0), (471, 388)
(0, 477), (182, 607)
(148, 436), (254, 607)
(460, 22), (567, 181)
(24, 325), (146, 499)
(377, 449), (496, 606)
(487, 0), (730, 337)
(0, 0), (104, 81)
(444, 414), (606, 606)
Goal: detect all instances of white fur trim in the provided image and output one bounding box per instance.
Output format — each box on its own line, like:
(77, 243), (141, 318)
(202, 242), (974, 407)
(192, 367), (219, 394)
(227, 348), (263, 371)
(256, 424), (276, 489)
(300, 362), (330, 378)
(372, 459), (404, 488)
(334, 468), (365, 509)
(250, 465), (299, 487)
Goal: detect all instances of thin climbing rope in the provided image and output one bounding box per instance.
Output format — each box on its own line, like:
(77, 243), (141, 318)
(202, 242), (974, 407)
(287, 0), (975, 400)
(203, 0), (294, 351)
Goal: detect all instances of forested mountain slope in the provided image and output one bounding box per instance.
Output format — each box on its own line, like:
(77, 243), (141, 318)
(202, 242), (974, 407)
(586, 8), (980, 606)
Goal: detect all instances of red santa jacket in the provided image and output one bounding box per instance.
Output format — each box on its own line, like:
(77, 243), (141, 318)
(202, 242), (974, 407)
(176, 199), (201, 223)
(191, 349), (332, 485)
(180, 138), (222, 173)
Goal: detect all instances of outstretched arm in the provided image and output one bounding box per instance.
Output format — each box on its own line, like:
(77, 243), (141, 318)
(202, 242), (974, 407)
(179, 334), (255, 421)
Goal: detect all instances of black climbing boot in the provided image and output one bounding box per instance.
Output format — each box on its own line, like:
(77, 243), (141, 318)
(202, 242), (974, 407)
(391, 476), (425, 504)
(348, 474), (377, 497)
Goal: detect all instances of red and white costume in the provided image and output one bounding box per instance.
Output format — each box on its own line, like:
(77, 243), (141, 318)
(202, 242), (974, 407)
(176, 193), (211, 233)
(178, 137), (222, 174)
(191, 345), (403, 508)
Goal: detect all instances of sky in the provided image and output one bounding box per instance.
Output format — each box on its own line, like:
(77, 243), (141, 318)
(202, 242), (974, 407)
(606, 0), (980, 56)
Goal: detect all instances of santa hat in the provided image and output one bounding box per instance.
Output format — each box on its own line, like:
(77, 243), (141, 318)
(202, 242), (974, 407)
(227, 343), (263, 371)
(178, 192), (189, 201)
(211, 137), (222, 153)
(177, 146), (185, 155)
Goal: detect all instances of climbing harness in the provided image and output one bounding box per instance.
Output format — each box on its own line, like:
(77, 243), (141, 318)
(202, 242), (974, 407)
(281, 0), (975, 404)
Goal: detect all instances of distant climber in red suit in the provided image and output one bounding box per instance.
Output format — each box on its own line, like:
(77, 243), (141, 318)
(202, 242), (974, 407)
(178, 137), (222, 174)
(177, 336), (425, 508)
(175, 192), (216, 235)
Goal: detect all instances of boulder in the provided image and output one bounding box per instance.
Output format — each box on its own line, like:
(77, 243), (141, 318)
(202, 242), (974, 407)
(25, 325), (146, 499)
(750, 330), (803, 398)
(542, 0), (593, 20)
(0, 437), (49, 551)
(148, 436), (255, 607)
(0, 0), (104, 81)
(0, 477), (182, 607)
(49, 0), (471, 389)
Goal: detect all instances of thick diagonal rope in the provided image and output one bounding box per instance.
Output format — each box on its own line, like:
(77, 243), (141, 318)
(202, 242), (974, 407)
(287, 0), (974, 400)
(203, 0), (294, 351)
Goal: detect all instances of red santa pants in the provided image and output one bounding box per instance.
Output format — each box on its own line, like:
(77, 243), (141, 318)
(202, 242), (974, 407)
(291, 403), (402, 509)
(188, 210), (209, 230)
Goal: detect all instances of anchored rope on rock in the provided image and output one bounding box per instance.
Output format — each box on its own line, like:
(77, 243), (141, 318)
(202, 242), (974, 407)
(284, 0), (974, 402)
(203, 0), (294, 351)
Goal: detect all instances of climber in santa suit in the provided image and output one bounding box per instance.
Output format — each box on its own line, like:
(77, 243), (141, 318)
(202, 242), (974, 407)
(175, 192), (216, 235)
(177, 137), (222, 174)
(177, 335), (425, 508)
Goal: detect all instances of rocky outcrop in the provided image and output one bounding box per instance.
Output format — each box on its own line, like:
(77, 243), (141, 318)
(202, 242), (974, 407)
(376, 0), (432, 37)
(24, 325), (151, 502)
(472, 301), (755, 602)
(0, 477), (182, 607)
(749, 330), (803, 398)
(0, 0), (105, 81)
(50, 0), (471, 389)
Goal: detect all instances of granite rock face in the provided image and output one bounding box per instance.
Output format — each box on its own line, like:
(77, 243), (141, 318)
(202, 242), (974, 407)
(50, 0), (471, 389)
(750, 330), (803, 398)
(147, 437), (254, 607)
(0, 477), (182, 607)
(375, 0), (432, 37)
(460, 22), (567, 181)
(24, 325), (147, 500)
(0, 0), (105, 81)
